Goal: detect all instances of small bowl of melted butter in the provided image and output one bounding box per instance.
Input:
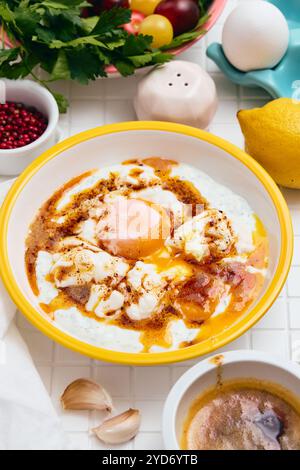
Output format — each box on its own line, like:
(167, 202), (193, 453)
(163, 350), (300, 450)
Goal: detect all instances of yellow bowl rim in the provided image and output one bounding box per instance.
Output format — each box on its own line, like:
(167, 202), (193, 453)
(0, 121), (293, 365)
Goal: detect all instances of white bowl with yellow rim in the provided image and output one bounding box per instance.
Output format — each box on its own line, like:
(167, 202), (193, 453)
(0, 122), (293, 365)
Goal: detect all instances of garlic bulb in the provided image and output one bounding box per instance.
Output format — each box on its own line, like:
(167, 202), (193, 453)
(92, 408), (141, 444)
(61, 378), (112, 412)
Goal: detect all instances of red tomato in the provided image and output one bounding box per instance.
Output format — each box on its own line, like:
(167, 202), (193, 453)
(155, 0), (200, 36)
(102, 0), (129, 9)
(123, 11), (146, 35)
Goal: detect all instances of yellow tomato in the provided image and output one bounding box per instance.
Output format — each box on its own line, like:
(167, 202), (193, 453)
(139, 14), (173, 49)
(131, 0), (162, 16)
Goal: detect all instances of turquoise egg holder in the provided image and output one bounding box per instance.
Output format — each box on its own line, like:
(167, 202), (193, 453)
(206, 0), (300, 99)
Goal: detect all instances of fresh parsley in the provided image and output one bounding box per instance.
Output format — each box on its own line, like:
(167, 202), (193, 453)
(0, 1), (210, 112)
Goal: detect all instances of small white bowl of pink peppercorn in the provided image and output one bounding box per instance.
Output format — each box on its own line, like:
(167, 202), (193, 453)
(0, 79), (59, 176)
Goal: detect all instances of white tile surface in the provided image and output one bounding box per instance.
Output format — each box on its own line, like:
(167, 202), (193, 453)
(36, 365), (52, 394)
(136, 401), (164, 432)
(210, 122), (244, 148)
(70, 80), (105, 99)
(179, 43), (205, 67)
(171, 366), (191, 384)
(70, 100), (105, 134)
(21, 330), (53, 364)
(213, 100), (238, 123)
(54, 342), (91, 365)
(239, 99), (270, 110)
(211, 73), (238, 99)
(104, 76), (137, 100)
(67, 432), (90, 451)
(291, 331), (300, 362)
(288, 267), (300, 297)
(104, 100), (136, 123)
(134, 432), (164, 451)
(134, 367), (171, 399)
(251, 331), (289, 359)
(289, 299), (300, 329)
(291, 209), (300, 235)
(292, 237), (300, 266)
(95, 366), (131, 399)
(6, 0), (300, 450)
(254, 298), (287, 330)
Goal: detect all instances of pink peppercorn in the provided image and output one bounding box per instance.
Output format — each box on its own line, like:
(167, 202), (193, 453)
(0, 102), (48, 150)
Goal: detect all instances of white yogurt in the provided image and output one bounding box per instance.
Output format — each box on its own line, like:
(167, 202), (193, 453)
(55, 307), (143, 353)
(36, 251), (58, 305)
(54, 308), (202, 354)
(33, 161), (262, 353)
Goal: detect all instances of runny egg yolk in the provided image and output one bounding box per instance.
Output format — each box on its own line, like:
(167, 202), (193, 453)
(96, 198), (171, 260)
(143, 247), (193, 281)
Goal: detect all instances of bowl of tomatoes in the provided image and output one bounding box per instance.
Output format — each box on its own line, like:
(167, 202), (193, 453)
(84, 0), (227, 75)
(0, 0), (226, 111)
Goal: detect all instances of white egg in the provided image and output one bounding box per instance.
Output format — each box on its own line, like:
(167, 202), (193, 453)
(222, 1), (289, 72)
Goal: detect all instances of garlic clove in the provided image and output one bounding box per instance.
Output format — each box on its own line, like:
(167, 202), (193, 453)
(61, 378), (112, 412)
(92, 408), (141, 444)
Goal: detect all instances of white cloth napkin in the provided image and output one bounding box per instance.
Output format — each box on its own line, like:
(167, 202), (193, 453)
(0, 180), (67, 450)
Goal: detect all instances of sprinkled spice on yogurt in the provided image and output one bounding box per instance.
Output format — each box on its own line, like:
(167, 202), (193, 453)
(0, 101), (48, 150)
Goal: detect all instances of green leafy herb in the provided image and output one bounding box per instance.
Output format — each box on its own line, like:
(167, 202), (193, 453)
(198, 0), (213, 15)
(162, 29), (203, 50)
(162, 13), (210, 50)
(0, 0), (210, 112)
(0, 48), (19, 66)
(90, 7), (130, 36)
(50, 50), (71, 81)
(52, 91), (69, 113)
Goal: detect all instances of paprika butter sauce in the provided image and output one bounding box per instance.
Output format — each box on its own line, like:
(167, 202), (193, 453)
(25, 157), (269, 353)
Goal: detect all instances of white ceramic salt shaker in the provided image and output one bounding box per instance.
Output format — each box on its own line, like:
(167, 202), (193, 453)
(134, 61), (218, 129)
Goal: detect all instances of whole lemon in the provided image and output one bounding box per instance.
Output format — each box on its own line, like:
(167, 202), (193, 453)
(238, 98), (300, 189)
